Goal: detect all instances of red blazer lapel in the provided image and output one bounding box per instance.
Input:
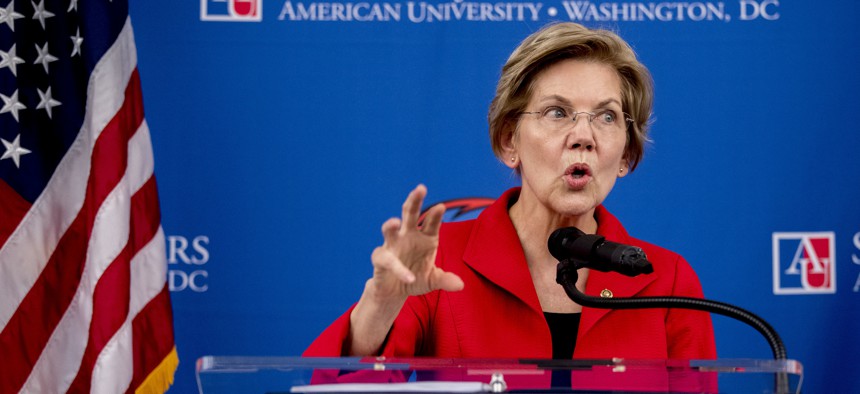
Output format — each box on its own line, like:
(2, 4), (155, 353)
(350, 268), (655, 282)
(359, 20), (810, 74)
(462, 189), (544, 317)
(456, 194), (660, 347)
(578, 270), (656, 341)
(578, 205), (658, 341)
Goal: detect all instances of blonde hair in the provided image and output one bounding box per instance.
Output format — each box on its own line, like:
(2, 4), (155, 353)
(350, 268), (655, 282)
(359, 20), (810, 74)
(488, 22), (653, 171)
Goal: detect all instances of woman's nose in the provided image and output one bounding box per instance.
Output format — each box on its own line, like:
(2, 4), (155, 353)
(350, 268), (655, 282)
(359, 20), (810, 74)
(567, 119), (596, 151)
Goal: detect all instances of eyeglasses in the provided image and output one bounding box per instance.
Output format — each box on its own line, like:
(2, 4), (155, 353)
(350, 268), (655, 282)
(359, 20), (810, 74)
(520, 105), (633, 133)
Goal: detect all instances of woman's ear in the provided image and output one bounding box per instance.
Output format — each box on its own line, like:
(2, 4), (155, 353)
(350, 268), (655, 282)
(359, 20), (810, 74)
(618, 158), (630, 177)
(501, 125), (518, 169)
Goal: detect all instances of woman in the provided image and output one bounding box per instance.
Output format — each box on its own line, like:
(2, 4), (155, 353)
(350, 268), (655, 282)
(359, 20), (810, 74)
(306, 22), (715, 366)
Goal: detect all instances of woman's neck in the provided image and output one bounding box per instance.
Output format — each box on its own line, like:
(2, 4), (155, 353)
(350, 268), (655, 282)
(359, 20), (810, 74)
(508, 189), (598, 268)
(509, 188), (594, 313)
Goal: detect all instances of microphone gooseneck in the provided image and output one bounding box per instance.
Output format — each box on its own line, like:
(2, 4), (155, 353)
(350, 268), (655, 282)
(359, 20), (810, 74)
(548, 227), (790, 392)
(548, 226), (786, 360)
(554, 261), (789, 393)
(554, 260), (787, 360)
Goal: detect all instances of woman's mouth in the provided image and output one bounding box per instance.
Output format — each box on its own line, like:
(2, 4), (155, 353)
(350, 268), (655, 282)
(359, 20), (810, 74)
(564, 163), (592, 189)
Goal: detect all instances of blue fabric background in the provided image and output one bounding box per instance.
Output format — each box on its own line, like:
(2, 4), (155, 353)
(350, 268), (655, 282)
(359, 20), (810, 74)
(128, 1), (860, 392)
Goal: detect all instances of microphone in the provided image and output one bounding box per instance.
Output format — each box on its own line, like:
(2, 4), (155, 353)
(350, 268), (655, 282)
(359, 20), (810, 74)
(549, 228), (790, 376)
(548, 227), (654, 277)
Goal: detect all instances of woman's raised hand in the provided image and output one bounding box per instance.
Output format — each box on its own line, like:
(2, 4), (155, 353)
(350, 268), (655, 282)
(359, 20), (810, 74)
(348, 185), (464, 356)
(367, 184), (464, 302)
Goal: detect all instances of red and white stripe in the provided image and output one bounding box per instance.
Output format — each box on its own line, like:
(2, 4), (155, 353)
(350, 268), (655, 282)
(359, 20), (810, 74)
(0, 18), (175, 394)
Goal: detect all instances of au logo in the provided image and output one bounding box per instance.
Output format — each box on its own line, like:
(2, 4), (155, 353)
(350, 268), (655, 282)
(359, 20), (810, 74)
(201, 0), (262, 22)
(772, 232), (836, 295)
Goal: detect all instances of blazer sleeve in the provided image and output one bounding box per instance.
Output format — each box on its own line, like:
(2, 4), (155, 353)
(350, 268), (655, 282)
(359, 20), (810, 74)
(303, 304), (357, 357)
(666, 255), (718, 359)
(303, 295), (432, 357)
(303, 303), (415, 385)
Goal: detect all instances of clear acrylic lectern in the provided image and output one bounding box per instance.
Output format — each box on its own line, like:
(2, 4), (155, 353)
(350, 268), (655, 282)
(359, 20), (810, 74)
(196, 356), (802, 393)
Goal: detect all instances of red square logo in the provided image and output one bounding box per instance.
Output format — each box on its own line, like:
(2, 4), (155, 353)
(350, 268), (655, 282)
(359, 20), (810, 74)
(201, 0), (262, 22)
(773, 232), (836, 294)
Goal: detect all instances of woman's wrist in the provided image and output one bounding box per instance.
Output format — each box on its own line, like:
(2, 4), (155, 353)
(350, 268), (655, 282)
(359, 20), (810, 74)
(347, 280), (408, 355)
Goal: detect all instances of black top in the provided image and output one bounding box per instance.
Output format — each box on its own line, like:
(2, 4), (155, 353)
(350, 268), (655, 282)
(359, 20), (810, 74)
(544, 312), (581, 389)
(544, 312), (581, 359)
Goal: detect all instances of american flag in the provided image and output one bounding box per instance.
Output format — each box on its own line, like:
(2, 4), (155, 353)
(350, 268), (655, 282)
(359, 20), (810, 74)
(0, 0), (177, 392)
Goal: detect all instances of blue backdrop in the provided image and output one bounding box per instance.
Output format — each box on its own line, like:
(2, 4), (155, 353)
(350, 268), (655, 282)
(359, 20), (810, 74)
(128, 1), (859, 392)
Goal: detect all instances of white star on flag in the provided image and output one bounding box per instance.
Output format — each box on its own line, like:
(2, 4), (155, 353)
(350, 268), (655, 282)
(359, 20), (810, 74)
(1, 134), (31, 168)
(0, 89), (26, 122)
(36, 87), (61, 118)
(33, 41), (57, 73)
(0, 44), (25, 76)
(31, 0), (55, 30)
(71, 28), (83, 57)
(0, 1), (24, 32)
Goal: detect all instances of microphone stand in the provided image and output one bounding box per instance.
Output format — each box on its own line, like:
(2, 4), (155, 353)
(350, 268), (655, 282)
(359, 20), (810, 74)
(555, 259), (791, 393)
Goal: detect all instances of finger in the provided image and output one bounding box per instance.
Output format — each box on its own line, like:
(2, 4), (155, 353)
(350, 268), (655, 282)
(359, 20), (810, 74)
(400, 184), (427, 232)
(372, 246), (415, 283)
(431, 268), (465, 292)
(380, 217), (401, 246)
(420, 203), (446, 236)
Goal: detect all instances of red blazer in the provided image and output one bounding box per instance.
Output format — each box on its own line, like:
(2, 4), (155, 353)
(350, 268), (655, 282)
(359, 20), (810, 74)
(306, 188), (716, 362)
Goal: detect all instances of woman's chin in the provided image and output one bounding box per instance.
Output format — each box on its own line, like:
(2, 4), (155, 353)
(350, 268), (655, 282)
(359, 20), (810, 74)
(550, 197), (599, 219)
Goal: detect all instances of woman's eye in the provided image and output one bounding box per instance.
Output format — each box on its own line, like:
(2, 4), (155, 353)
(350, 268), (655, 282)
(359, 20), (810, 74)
(599, 111), (617, 124)
(544, 107), (567, 119)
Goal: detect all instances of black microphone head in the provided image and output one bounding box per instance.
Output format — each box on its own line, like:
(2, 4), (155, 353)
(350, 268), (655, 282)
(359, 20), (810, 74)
(548, 227), (585, 261)
(550, 227), (653, 277)
(610, 246), (654, 276)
